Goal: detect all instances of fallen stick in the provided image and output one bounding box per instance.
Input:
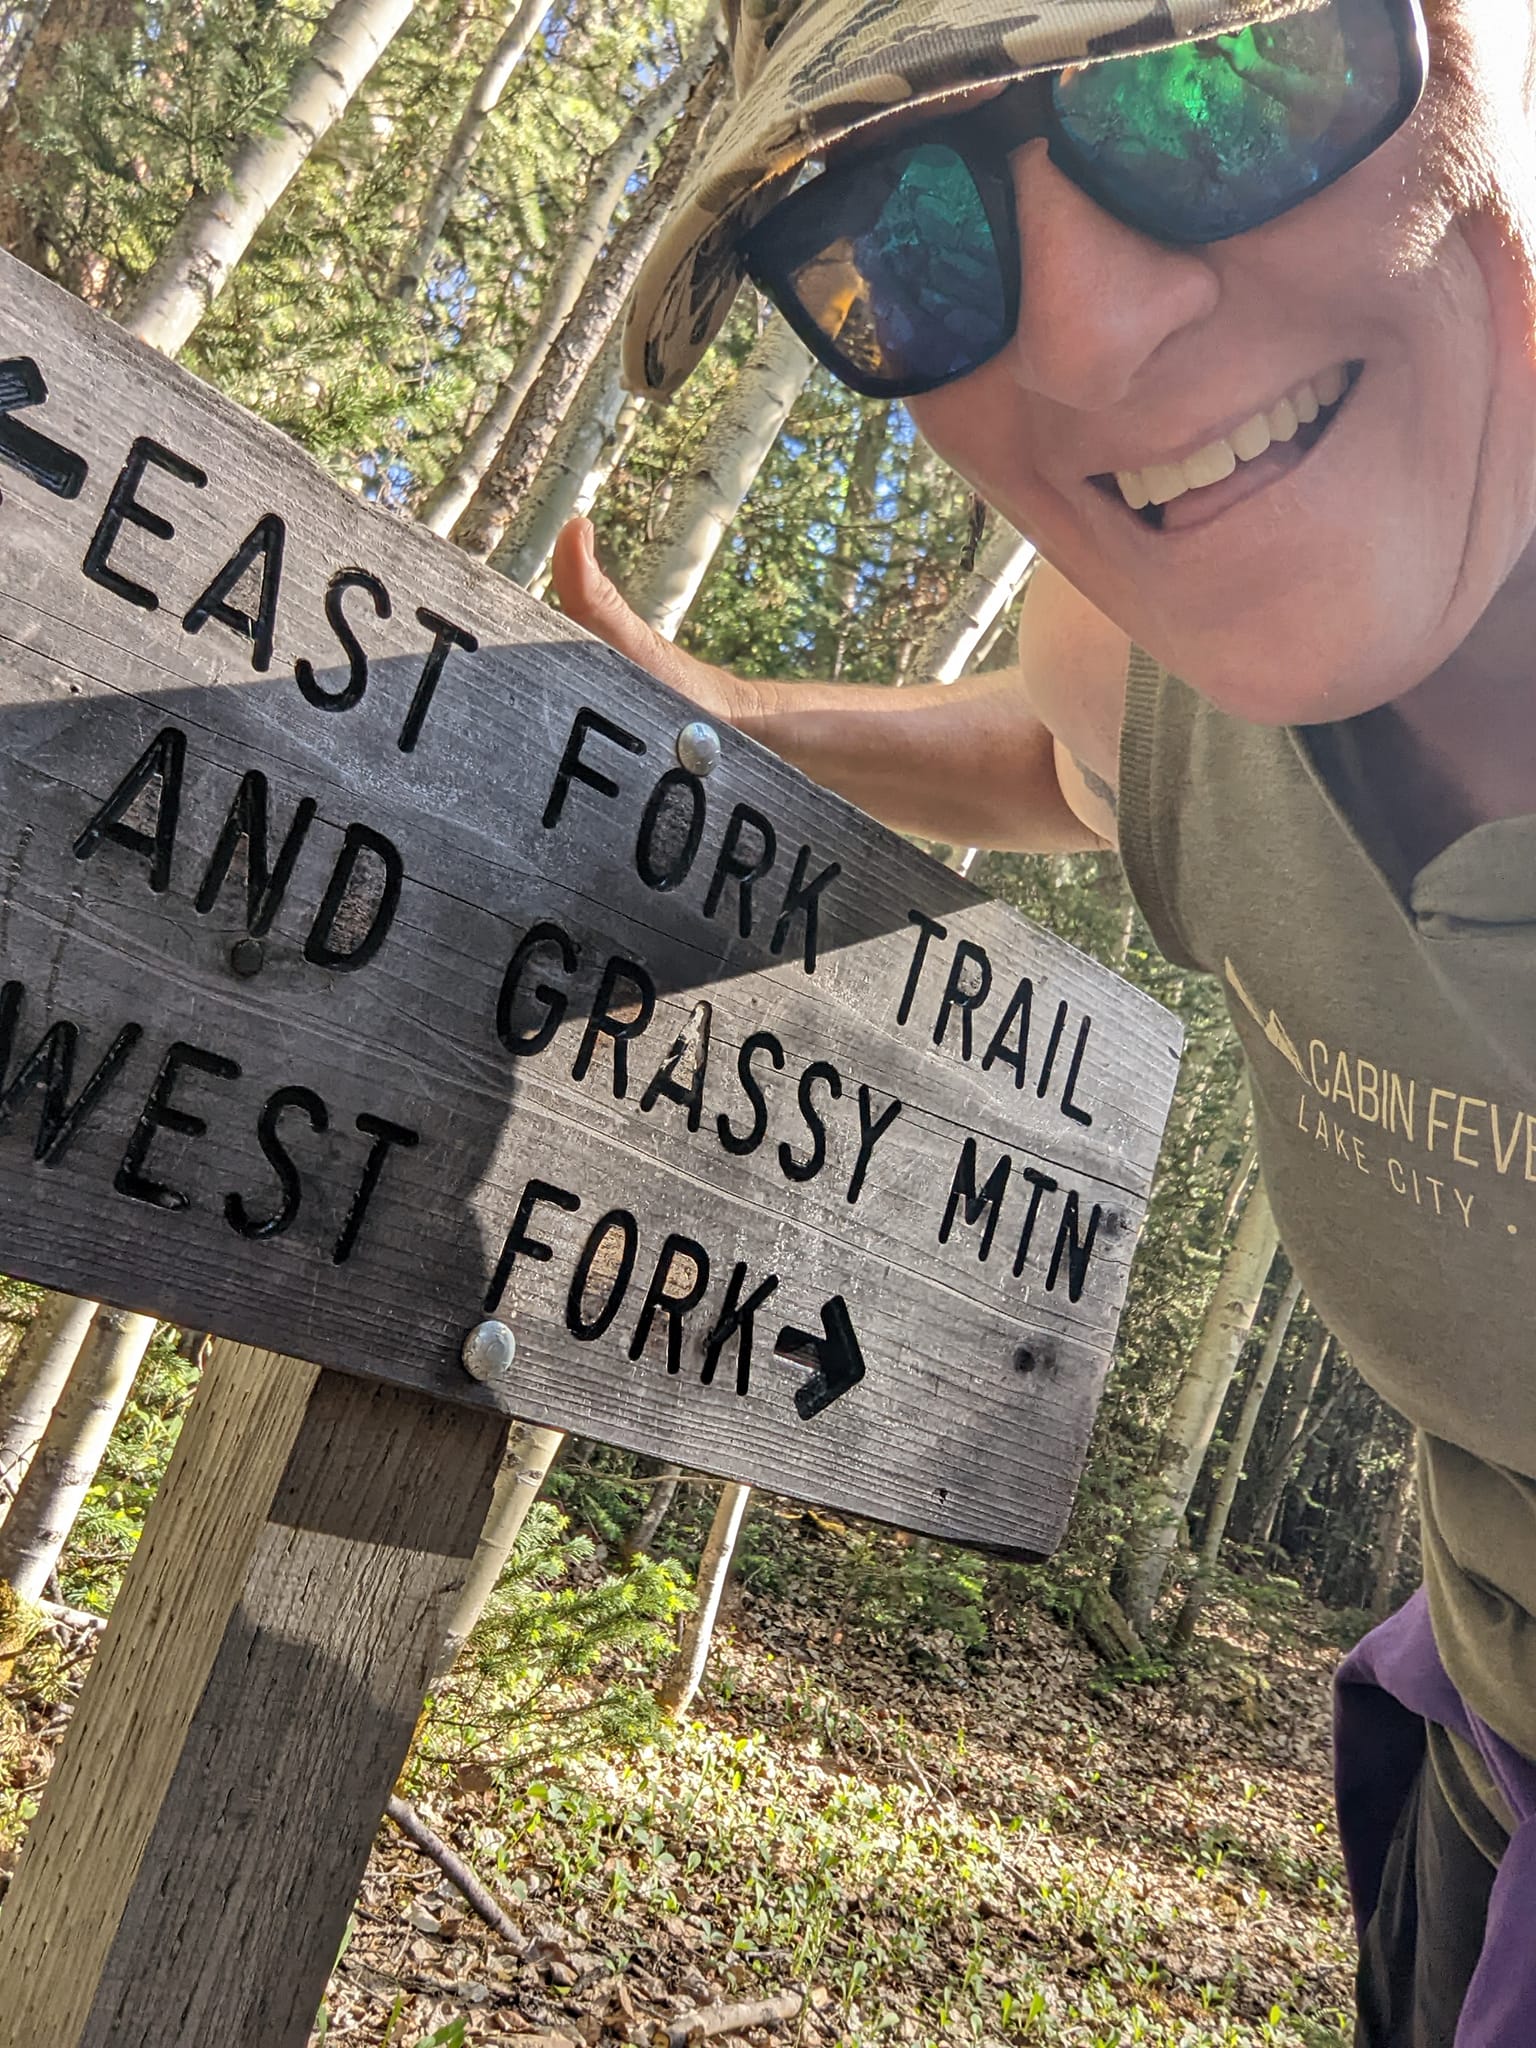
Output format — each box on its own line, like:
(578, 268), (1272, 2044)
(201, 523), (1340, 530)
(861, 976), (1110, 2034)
(385, 1794), (526, 1949)
(652, 1989), (803, 2046)
(38, 1598), (107, 1632)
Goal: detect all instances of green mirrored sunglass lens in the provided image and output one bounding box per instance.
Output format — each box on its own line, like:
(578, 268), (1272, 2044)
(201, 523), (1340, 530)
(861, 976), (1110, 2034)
(1053, 0), (1409, 241)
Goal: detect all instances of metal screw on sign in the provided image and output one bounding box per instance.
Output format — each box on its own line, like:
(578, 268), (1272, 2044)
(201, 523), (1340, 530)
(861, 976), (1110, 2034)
(676, 720), (721, 776)
(461, 1317), (517, 1385)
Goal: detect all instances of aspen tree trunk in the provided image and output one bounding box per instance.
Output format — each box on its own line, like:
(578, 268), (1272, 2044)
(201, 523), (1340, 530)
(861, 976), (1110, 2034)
(0, 1292), (99, 1522)
(429, 33), (723, 544)
(1172, 1266), (1304, 1649)
(1115, 1181), (1281, 1638)
(119, 0), (418, 355)
(431, 1420), (564, 1677)
(1244, 1327), (1333, 1545)
(495, 322), (643, 589)
(910, 521), (1036, 684)
(658, 1479), (750, 1720)
(1219, 1137), (1258, 1235)
(621, 1462), (683, 1561)
(391, 0), (549, 299)
(617, 316), (814, 637)
(0, 1307), (157, 1601)
(1369, 1452), (1417, 1619)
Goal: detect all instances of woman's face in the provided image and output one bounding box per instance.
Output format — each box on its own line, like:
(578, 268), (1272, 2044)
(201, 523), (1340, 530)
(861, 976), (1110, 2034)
(909, 2), (1536, 725)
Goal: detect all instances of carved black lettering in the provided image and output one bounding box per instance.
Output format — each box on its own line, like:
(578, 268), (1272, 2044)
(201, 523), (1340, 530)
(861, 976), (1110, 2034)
(634, 768), (705, 891)
(934, 939), (992, 1061)
(770, 844), (842, 976)
(628, 1234), (711, 1376)
(572, 955), (655, 1099)
(332, 1111), (420, 1265)
(303, 822), (402, 971)
(778, 1060), (843, 1183)
(73, 725), (186, 894)
(82, 436), (207, 611)
(981, 975), (1034, 1088)
(1046, 1190), (1102, 1301)
(717, 1030), (784, 1156)
(1059, 1013), (1095, 1126)
(1011, 1165), (1059, 1276)
(115, 1040), (240, 1211)
(225, 1084), (328, 1240)
(295, 567), (391, 712)
(182, 513), (286, 671)
(397, 607), (478, 753)
(897, 910), (947, 1026)
(193, 771), (317, 936)
(542, 707), (644, 830)
(566, 1209), (638, 1340)
(483, 1176), (580, 1312)
(497, 921), (578, 1056)
(847, 1086), (902, 1204)
(1035, 999), (1069, 1100)
(0, 980), (141, 1164)
(703, 804), (776, 938)
(939, 1137), (1011, 1262)
(701, 1262), (779, 1397)
(639, 1000), (712, 1131)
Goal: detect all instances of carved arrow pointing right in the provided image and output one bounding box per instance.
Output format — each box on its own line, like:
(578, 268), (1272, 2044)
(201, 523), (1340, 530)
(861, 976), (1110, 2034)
(0, 357), (88, 501)
(776, 1295), (868, 1421)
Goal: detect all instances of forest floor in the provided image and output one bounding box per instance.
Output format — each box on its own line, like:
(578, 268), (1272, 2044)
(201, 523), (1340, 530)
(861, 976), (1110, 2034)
(0, 1506), (1358, 2048)
(314, 1538), (1356, 2048)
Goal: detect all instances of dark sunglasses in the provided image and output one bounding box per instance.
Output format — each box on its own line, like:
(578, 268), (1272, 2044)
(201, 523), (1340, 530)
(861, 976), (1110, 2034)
(739, 0), (1428, 400)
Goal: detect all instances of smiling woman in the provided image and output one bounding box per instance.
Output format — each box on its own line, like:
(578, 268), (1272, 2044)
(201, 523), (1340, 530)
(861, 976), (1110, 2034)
(554, 0), (1536, 2035)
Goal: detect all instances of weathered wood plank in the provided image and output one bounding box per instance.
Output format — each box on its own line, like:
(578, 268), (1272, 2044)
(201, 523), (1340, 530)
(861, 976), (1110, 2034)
(0, 248), (1182, 1552)
(0, 1343), (507, 2048)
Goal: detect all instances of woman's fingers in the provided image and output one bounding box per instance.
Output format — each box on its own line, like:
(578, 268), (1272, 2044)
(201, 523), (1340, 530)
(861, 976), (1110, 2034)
(549, 518), (734, 714)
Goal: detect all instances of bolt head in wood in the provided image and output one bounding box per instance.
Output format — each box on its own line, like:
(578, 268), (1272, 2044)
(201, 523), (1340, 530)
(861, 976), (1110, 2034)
(461, 1318), (516, 1383)
(676, 720), (721, 776)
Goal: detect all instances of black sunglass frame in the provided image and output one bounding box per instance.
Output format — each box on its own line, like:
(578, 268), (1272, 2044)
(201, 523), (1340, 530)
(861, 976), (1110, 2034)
(739, 0), (1428, 401)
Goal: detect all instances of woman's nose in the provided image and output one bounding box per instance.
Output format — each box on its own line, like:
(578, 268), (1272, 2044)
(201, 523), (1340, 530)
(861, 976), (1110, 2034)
(999, 140), (1221, 409)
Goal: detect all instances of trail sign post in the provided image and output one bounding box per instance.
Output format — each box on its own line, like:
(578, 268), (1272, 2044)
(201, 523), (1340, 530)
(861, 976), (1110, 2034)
(0, 248), (1181, 2046)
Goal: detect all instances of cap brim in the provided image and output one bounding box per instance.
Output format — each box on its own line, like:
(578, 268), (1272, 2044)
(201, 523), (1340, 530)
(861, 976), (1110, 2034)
(624, 0), (1306, 399)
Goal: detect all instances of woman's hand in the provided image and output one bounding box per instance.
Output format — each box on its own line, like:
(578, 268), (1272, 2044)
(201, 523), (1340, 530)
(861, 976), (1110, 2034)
(548, 519), (762, 727)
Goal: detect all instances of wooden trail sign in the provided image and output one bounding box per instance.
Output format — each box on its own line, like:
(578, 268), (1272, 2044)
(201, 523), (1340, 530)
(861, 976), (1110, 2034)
(0, 249), (1180, 1558)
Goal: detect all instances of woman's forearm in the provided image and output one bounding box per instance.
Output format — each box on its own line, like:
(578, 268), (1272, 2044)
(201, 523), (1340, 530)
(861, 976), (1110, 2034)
(731, 668), (1106, 851)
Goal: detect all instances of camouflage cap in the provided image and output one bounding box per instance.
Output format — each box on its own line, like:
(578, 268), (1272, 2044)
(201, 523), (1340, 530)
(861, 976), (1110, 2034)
(624, 0), (1284, 399)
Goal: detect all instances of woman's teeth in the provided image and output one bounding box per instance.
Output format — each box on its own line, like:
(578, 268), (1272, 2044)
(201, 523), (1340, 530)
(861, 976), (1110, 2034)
(1114, 364), (1349, 513)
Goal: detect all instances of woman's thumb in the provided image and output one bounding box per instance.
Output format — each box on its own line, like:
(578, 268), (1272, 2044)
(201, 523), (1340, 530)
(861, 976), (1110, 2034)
(551, 519), (677, 681)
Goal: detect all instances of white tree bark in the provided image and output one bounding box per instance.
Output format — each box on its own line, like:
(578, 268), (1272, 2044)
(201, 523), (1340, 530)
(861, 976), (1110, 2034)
(0, 1306), (157, 1601)
(431, 1420), (564, 1677)
(658, 1479), (750, 1720)
(497, 325), (642, 589)
(423, 27), (716, 540)
(621, 1462), (683, 1561)
(1369, 1452), (1417, 1620)
(911, 521), (1035, 685)
(620, 316), (813, 637)
(120, 0), (419, 355)
(0, 1293), (99, 1523)
(1247, 1327), (1333, 1546)
(1173, 1264), (1304, 1648)
(1116, 1181), (1280, 1638)
(391, 0), (549, 300)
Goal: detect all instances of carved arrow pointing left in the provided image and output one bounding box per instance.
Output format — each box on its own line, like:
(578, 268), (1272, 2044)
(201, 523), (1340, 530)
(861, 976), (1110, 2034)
(0, 357), (88, 501)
